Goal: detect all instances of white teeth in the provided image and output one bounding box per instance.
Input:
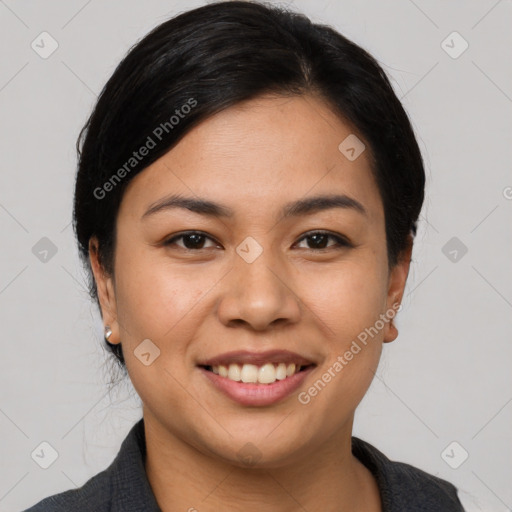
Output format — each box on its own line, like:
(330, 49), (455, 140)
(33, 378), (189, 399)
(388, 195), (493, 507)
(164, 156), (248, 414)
(286, 363), (296, 377)
(241, 364), (259, 383)
(210, 362), (304, 384)
(258, 363), (277, 384)
(276, 363), (287, 380)
(228, 363), (241, 381)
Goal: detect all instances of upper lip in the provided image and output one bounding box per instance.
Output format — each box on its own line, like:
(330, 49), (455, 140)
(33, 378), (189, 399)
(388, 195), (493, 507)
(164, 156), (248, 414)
(198, 349), (316, 368)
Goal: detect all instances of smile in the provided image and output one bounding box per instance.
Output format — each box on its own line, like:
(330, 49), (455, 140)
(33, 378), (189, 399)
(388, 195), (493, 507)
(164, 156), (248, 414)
(203, 362), (312, 385)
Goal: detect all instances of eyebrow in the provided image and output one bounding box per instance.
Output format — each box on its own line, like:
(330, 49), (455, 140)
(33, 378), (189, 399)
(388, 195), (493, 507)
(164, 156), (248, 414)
(141, 193), (367, 220)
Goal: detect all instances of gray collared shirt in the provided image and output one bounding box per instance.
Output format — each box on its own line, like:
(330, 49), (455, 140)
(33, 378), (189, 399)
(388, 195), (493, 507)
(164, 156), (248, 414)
(23, 418), (465, 511)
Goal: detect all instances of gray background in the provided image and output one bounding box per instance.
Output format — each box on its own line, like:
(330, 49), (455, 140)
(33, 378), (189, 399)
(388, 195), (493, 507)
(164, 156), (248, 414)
(1, 0), (511, 510)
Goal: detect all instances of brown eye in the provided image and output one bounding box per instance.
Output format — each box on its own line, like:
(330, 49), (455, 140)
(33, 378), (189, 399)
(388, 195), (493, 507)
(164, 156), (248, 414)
(295, 231), (351, 250)
(164, 231), (219, 250)
(163, 230), (351, 252)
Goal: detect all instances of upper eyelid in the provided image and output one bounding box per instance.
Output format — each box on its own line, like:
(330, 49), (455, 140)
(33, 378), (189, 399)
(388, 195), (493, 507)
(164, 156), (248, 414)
(296, 231), (349, 245)
(165, 230), (349, 248)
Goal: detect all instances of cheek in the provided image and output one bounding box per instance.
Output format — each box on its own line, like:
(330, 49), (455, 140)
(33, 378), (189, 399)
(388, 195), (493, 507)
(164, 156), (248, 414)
(113, 244), (209, 347)
(113, 250), (209, 418)
(296, 265), (385, 429)
(300, 255), (388, 341)
(296, 255), (387, 402)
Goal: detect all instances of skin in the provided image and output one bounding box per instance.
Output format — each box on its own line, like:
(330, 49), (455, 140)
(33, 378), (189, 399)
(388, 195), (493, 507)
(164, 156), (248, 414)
(89, 93), (412, 512)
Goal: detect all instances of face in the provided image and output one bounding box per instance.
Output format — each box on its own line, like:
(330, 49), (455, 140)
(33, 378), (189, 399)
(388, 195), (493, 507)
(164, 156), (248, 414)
(90, 93), (410, 467)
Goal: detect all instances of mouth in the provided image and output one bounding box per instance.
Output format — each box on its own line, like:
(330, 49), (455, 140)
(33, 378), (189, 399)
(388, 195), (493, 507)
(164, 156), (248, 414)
(196, 350), (316, 406)
(197, 349), (316, 384)
(200, 362), (315, 385)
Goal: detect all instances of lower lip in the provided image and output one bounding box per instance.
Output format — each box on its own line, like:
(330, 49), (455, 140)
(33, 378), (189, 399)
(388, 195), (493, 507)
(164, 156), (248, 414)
(198, 366), (315, 406)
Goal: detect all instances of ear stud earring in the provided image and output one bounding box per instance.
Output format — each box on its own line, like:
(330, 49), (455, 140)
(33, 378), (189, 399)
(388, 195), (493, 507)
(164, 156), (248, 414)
(105, 325), (113, 341)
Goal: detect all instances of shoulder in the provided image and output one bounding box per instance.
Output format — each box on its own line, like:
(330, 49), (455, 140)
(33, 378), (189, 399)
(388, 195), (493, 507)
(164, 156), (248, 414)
(23, 419), (161, 512)
(352, 437), (466, 511)
(22, 464), (113, 511)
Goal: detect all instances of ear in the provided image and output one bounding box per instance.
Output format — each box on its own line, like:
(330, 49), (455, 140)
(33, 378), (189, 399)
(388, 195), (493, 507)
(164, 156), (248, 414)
(89, 237), (120, 344)
(383, 235), (413, 343)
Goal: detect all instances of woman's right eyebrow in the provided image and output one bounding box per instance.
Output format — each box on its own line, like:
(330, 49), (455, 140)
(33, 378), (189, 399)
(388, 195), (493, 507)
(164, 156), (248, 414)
(141, 193), (368, 221)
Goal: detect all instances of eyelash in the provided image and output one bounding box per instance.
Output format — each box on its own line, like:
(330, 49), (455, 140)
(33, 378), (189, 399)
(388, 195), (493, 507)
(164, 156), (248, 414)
(163, 230), (351, 252)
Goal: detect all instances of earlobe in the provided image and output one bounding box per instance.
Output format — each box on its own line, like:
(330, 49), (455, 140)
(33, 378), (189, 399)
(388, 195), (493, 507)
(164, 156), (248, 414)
(88, 237), (120, 344)
(383, 237), (413, 343)
(383, 314), (399, 343)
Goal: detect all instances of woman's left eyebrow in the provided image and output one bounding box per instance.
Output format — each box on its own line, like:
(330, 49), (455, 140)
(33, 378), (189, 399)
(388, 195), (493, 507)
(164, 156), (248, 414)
(141, 193), (368, 220)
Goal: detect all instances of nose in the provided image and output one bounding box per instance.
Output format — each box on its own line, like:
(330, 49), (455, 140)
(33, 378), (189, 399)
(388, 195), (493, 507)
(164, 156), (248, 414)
(216, 248), (301, 331)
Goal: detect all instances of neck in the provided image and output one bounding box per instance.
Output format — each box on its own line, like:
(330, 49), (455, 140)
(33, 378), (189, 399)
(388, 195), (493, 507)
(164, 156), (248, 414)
(143, 410), (381, 512)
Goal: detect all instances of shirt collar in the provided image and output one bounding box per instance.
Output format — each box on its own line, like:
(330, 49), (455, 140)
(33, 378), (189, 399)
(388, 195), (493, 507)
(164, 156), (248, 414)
(107, 418), (161, 512)
(109, 418), (434, 512)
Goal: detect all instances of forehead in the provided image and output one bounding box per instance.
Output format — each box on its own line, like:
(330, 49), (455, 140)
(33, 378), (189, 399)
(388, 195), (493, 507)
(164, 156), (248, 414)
(119, 94), (383, 224)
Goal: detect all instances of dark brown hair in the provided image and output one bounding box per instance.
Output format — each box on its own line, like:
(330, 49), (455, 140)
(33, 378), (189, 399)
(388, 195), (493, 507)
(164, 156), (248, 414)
(73, 1), (425, 367)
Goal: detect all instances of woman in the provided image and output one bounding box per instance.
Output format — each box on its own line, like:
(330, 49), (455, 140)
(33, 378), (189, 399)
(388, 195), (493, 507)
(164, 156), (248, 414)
(24, 1), (465, 510)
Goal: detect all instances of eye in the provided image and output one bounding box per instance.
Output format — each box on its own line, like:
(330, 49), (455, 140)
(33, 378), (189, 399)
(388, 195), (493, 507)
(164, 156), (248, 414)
(163, 230), (351, 252)
(294, 230), (351, 251)
(163, 231), (220, 250)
